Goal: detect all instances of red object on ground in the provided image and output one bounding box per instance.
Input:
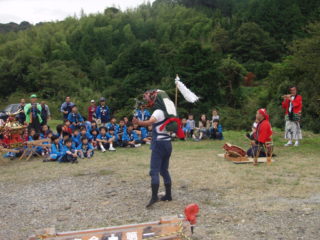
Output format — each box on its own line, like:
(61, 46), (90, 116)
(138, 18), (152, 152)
(184, 203), (199, 225)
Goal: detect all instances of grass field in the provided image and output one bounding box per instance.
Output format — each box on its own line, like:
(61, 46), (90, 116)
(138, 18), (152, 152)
(0, 125), (320, 239)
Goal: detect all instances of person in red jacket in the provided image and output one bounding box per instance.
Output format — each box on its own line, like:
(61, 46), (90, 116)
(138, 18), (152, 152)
(247, 108), (272, 158)
(282, 86), (302, 147)
(88, 100), (96, 122)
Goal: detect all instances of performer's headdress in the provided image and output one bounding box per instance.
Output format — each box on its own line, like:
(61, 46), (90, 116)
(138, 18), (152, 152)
(258, 108), (269, 120)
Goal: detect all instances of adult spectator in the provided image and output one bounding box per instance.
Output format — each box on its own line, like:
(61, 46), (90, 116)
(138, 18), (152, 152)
(282, 86), (303, 147)
(95, 97), (110, 126)
(16, 98), (26, 124)
(198, 114), (210, 139)
(88, 99), (96, 122)
(134, 103), (151, 121)
(40, 101), (51, 125)
(60, 96), (74, 120)
(24, 94), (42, 133)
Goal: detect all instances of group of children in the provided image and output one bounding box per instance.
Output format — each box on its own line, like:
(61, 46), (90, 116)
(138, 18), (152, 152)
(4, 100), (224, 163)
(181, 109), (224, 141)
(28, 116), (154, 163)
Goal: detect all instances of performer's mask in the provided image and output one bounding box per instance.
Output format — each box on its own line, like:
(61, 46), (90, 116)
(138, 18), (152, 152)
(143, 90), (158, 108)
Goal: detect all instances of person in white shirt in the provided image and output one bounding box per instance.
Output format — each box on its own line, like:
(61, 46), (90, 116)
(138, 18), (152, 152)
(133, 90), (177, 208)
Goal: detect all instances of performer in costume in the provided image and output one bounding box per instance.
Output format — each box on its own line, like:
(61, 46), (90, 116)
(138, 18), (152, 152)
(282, 86), (302, 146)
(133, 90), (185, 208)
(247, 108), (272, 162)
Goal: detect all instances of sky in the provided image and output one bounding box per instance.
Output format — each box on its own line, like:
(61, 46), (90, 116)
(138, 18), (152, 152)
(0, 0), (155, 24)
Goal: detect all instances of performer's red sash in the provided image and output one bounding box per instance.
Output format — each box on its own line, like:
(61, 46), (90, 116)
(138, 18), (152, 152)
(159, 118), (185, 139)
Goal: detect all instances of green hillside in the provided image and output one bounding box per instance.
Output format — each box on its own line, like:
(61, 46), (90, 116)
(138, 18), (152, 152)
(0, 0), (319, 131)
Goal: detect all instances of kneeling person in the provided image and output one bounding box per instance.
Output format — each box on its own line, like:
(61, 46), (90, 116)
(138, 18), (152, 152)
(247, 109), (272, 159)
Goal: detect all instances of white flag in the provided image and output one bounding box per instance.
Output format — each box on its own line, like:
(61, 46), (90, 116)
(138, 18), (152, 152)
(175, 75), (199, 103)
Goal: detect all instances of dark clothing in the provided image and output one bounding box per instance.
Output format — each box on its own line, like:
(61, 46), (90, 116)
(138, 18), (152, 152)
(150, 141), (172, 185)
(17, 105), (26, 124)
(28, 115), (41, 133)
(149, 119), (172, 185)
(61, 102), (74, 119)
(40, 106), (48, 125)
(247, 145), (266, 158)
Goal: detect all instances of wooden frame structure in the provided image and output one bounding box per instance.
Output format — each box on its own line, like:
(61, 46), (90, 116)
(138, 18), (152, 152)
(28, 216), (192, 240)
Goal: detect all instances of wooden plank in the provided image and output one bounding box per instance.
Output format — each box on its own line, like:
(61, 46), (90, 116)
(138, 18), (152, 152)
(28, 216), (191, 240)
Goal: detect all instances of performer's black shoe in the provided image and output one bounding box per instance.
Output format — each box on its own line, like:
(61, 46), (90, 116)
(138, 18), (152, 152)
(161, 183), (172, 201)
(146, 184), (159, 208)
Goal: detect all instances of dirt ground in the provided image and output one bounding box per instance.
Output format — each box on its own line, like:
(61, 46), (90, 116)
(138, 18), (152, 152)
(0, 131), (319, 240)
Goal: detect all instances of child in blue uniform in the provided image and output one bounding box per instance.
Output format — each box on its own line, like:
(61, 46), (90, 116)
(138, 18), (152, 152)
(79, 126), (93, 142)
(122, 123), (140, 148)
(106, 117), (119, 132)
(60, 138), (78, 163)
(77, 137), (94, 158)
(96, 127), (110, 152)
(45, 135), (63, 162)
(106, 127), (118, 150)
(71, 128), (81, 148)
(95, 97), (110, 126)
(68, 105), (84, 130)
(90, 129), (99, 149)
(117, 119), (126, 145)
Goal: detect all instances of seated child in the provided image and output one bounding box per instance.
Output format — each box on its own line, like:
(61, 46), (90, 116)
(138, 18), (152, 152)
(90, 121), (98, 132)
(106, 127), (118, 151)
(68, 105), (84, 130)
(144, 125), (153, 144)
(79, 126), (93, 141)
(45, 135), (63, 162)
(210, 119), (223, 140)
(117, 119), (127, 144)
(96, 127), (110, 152)
(122, 122), (140, 148)
(60, 138), (78, 163)
(186, 114), (195, 137)
(90, 129), (99, 149)
(106, 117), (119, 132)
(56, 124), (63, 138)
(31, 133), (44, 156)
(133, 123), (145, 144)
(71, 128), (81, 148)
(40, 124), (52, 139)
(60, 132), (71, 146)
(77, 137), (94, 158)
(28, 128), (36, 141)
(62, 119), (72, 135)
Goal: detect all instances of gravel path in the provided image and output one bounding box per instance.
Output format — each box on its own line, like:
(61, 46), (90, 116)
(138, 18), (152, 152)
(1, 173), (319, 240)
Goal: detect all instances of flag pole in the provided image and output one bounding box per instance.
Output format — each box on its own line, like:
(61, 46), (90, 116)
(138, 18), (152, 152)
(175, 74), (178, 109)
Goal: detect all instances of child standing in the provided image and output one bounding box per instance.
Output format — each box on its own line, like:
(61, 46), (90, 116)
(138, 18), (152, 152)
(95, 97), (110, 126)
(186, 114), (195, 137)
